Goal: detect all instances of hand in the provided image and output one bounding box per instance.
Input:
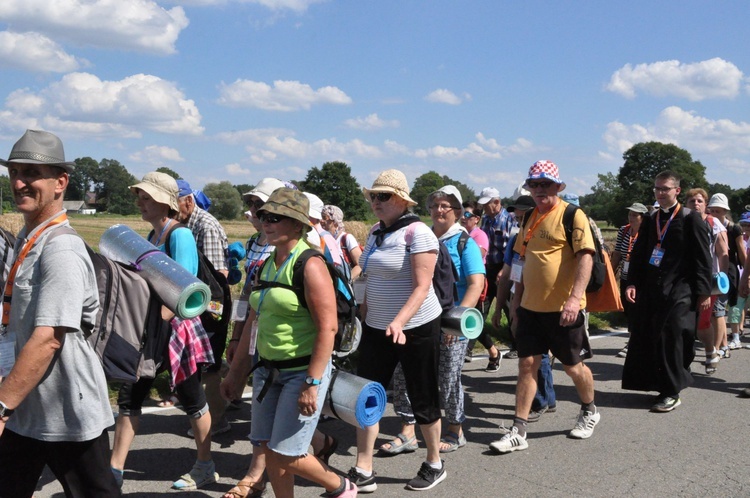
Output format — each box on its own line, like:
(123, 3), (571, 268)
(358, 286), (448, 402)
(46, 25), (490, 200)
(698, 295), (711, 312)
(442, 333), (458, 346)
(491, 309), (502, 329)
(559, 296), (581, 327)
(298, 385), (318, 416)
(220, 372), (239, 402)
(625, 286), (636, 304)
(385, 322), (406, 345)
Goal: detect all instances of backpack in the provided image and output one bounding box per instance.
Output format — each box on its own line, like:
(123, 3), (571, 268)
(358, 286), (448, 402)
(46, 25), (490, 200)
(49, 226), (170, 383)
(0, 228), (16, 291)
(339, 232), (363, 268)
(255, 248), (360, 357)
(404, 222), (464, 311)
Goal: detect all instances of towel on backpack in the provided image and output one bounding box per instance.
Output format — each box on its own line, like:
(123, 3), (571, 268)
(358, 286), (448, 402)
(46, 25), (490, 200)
(169, 316), (214, 388)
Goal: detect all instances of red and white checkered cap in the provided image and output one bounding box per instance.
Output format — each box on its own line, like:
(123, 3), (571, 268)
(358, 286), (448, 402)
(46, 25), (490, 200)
(525, 160), (566, 191)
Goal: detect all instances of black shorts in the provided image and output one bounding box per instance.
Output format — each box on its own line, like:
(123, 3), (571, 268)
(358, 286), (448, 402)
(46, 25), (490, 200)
(515, 307), (593, 366)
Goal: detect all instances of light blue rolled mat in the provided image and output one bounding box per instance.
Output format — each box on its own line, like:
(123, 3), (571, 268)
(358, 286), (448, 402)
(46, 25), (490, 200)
(322, 369), (387, 428)
(712, 272), (729, 295)
(98, 224), (210, 319)
(441, 306), (484, 339)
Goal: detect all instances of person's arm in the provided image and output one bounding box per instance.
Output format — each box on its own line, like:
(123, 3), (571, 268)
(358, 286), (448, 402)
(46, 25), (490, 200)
(610, 249), (622, 272)
(716, 230), (729, 273)
(0, 326), (64, 434)
(386, 250), (438, 345)
(298, 256), (337, 415)
(560, 250), (593, 326)
(736, 232), (747, 268)
(491, 265), (512, 329)
(221, 308), (256, 401)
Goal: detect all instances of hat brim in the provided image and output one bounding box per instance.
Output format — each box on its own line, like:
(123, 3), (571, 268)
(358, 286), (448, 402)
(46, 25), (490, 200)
(129, 182), (179, 211)
(477, 195), (497, 205)
(257, 203), (312, 232)
(707, 203), (730, 211)
(0, 157), (75, 174)
(363, 186), (417, 207)
(243, 190), (270, 202)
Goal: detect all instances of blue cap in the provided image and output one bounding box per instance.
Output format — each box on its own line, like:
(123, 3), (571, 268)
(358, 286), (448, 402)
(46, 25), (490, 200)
(176, 179), (192, 198)
(740, 212), (750, 224)
(560, 193), (580, 206)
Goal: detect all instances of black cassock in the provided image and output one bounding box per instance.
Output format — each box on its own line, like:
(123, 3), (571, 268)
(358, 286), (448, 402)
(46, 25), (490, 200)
(622, 204), (712, 395)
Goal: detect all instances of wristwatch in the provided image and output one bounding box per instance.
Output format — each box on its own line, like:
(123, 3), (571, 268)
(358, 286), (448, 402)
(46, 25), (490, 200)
(304, 376), (321, 386)
(0, 400), (13, 418)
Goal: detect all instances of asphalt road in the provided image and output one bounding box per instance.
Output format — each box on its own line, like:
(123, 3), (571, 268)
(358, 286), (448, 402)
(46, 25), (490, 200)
(36, 329), (750, 497)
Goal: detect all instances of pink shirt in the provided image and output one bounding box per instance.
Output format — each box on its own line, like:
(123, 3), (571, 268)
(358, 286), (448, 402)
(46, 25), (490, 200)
(469, 227), (489, 264)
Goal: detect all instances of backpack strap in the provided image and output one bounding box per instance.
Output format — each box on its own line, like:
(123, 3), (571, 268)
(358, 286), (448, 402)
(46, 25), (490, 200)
(456, 231), (470, 258)
(562, 203), (579, 251)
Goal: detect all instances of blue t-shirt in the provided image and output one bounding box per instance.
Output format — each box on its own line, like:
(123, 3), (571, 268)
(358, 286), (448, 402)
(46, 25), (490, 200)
(503, 233), (519, 266)
(159, 226), (199, 276)
(442, 231), (486, 303)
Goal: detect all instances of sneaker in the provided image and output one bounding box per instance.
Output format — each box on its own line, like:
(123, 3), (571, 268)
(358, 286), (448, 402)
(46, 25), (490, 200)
(527, 404), (556, 423)
(346, 467), (377, 493)
(406, 460), (447, 491)
(504, 349), (519, 360)
(651, 396), (681, 413)
(326, 477), (358, 497)
(172, 461), (219, 490)
(569, 409), (600, 439)
(489, 426), (528, 454)
(186, 419), (231, 438)
(616, 343), (628, 358)
(728, 339), (742, 350)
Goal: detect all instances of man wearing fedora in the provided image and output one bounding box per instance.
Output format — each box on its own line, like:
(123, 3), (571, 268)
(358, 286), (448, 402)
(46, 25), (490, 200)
(0, 130), (120, 495)
(490, 160), (600, 454)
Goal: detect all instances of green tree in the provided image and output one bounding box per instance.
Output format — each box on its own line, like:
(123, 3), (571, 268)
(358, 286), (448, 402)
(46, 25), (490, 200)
(0, 175), (12, 214)
(68, 157), (100, 202)
(301, 161), (369, 220)
(580, 172), (620, 223)
(155, 167), (181, 179)
(96, 159), (140, 215)
(410, 171), (445, 215)
(234, 184), (254, 199)
(203, 181), (243, 220)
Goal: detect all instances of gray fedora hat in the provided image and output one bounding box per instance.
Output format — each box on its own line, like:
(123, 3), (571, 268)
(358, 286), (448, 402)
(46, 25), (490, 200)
(0, 130), (75, 173)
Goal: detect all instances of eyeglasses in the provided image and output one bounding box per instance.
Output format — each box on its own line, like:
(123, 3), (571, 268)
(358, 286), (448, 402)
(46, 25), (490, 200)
(527, 181), (554, 189)
(246, 199), (264, 210)
(259, 213), (285, 224)
(653, 186), (677, 193)
(462, 211), (476, 219)
(369, 192), (392, 202)
(430, 203), (455, 212)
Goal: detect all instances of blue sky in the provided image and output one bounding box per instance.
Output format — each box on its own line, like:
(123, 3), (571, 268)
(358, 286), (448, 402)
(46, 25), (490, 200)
(0, 0), (748, 200)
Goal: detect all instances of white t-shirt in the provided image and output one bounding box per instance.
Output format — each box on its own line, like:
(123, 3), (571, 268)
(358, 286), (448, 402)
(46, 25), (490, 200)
(707, 215), (727, 275)
(360, 221), (442, 330)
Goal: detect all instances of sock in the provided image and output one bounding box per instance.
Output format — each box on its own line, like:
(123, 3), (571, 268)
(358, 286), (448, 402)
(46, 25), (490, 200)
(195, 459), (213, 469)
(355, 466), (372, 477)
(732, 332), (740, 342)
(582, 401), (596, 414)
(513, 417), (528, 437)
(425, 460), (442, 470)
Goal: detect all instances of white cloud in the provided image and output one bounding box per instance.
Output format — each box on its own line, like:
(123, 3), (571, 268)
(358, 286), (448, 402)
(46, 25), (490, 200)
(129, 145), (184, 166)
(344, 113), (399, 131)
(603, 106), (750, 158)
(217, 79), (352, 111)
(225, 162), (251, 175)
(410, 133), (533, 161)
(425, 89), (471, 105)
(606, 58), (745, 101)
(0, 31), (86, 73)
(0, 0), (189, 55)
(2, 72), (203, 137)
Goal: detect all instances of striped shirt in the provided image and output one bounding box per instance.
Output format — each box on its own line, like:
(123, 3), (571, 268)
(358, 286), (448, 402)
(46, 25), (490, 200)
(361, 221), (442, 330)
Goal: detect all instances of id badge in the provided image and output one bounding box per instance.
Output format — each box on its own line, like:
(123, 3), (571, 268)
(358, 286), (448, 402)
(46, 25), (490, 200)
(649, 247), (665, 267)
(510, 256), (524, 283)
(0, 329), (16, 377)
(248, 318), (259, 356)
(622, 261), (630, 275)
(231, 299), (249, 322)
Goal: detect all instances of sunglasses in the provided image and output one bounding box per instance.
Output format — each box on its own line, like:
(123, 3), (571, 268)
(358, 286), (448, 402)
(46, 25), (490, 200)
(462, 211), (476, 219)
(259, 213), (285, 224)
(527, 181), (555, 189)
(369, 192), (393, 202)
(246, 199), (264, 210)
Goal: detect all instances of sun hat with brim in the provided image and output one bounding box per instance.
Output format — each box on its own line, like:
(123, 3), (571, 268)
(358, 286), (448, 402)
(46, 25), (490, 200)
(707, 193), (730, 211)
(363, 169), (417, 206)
(477, 187), (500, 205)
(508, 195), (535, 213)
(129, 172), (179, 211)
(243, 177), (286, 202)
(256, 187), (312, 232)
(0, 129), (75, 174)
(426, 185), (463, 210)
(303, 192), (324, 219)
(525, 160), (566, 192)
(625, 202), (648, 214)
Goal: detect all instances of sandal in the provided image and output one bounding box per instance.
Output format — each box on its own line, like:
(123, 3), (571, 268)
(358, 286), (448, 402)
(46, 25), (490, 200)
(378, 433), (418, 456)
(223, 478), (266, 498)
(439, 431), (466, 453)
(315, 434), (339, 465)
(705, 352), (719, 375)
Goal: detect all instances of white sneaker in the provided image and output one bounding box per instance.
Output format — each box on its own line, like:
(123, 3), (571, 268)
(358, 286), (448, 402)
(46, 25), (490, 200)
(728, 339), (742, 350)
(489, 426), (528, 454)
(569, 409), (600, 439)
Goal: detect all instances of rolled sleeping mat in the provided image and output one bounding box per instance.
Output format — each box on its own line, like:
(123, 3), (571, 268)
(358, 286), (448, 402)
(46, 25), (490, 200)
(322, 369), (387, 429)
(441, 306), (484, 339)
(712, 272), (730, 295)
(99, 224), (211, 319)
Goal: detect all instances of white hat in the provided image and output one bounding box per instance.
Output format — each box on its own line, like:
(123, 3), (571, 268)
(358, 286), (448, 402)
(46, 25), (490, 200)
(426, 185), (463, 210)
(477, 187), (500, 205)
(243, 177), (285, 202)
(707, 193), (730, 211)
(303, 192), (324, 220)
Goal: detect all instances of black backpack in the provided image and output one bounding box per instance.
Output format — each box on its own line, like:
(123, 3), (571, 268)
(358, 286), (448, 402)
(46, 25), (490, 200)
(255, 248), (360, 357)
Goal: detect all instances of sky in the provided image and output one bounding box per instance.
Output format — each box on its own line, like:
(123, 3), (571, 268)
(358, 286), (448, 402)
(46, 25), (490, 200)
(0, 0), (749, 200)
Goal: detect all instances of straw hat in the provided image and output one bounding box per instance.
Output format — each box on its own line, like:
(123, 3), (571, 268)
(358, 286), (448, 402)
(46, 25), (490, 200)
(363, 169), (417, 206)
(0, 130), (75, 173)
(129, 172), (180, 211)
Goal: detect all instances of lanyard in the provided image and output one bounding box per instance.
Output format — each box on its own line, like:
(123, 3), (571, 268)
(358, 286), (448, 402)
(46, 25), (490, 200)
(150, 219), (173, 246)
(625, 224), (638, 262)
(2, 213), (68, 326)
(519, 203), (561, 259)
(256, 248), (298, 315)
(655, 203), (681, 249)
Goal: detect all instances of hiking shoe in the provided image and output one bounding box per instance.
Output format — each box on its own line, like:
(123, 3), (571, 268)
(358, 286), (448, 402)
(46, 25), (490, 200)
(186, 419), (231, 438)
(172, 461), (219, 490)
(346, 467), (377, 493)
(485, 354), (501, 372)
(569, 409), (600, 439)
(728, 339), (742, 350)
(616, 343), (628, 358)
(406, 460), (447, 491)
(489, 426), (528, 454)
(527, 404), (556, 423)
(651, 396), (681, 413)
(325, 477), (358, 497)
(504, 349), (519, 360)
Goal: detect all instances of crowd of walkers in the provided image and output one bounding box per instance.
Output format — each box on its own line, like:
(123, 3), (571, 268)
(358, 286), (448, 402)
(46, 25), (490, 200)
(1, 129), (749, 497)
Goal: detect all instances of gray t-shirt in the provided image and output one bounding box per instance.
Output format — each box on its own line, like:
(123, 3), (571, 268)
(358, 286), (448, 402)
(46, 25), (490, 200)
(6, 217), (114, 442)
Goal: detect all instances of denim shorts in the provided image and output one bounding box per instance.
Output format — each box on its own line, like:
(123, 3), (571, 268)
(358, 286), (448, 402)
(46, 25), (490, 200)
(250, 360), (332, 456)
